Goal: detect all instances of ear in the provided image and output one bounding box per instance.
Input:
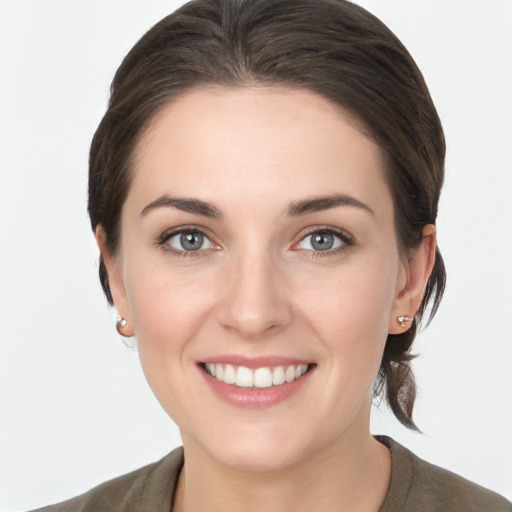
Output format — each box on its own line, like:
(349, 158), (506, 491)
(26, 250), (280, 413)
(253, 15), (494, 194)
(95, 225), (135, 337)
(388, 224), (437, 334)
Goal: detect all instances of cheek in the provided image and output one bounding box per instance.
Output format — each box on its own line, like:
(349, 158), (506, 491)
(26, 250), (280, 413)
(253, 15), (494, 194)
(124, 258), (217, 352)
(296, 254), (398, 373)
(122, 260), (219, 417)
(302, 253), (397, 318)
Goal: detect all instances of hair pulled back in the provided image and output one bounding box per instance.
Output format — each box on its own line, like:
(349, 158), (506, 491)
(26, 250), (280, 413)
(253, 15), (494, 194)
(88, 0), (446, 430)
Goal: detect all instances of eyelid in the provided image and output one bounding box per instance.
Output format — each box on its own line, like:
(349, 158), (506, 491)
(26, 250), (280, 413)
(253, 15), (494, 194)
(157, 225), (220, 255)
(293, 226), (354, 253)
(156, 224), (353, 257)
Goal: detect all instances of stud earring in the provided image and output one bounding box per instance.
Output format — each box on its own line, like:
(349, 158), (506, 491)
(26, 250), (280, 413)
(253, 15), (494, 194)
(116, 317), (128, 335)
(397, 315), (413, 328)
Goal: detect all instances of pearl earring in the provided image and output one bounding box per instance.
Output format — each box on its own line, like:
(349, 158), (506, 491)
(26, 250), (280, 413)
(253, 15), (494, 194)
(397, 315), (413, 328)
(116, 317), (128, 335)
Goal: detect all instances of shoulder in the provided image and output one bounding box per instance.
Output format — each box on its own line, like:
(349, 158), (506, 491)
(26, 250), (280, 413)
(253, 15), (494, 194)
(377, 436), (511, 512)
(30, 446), (183, 512)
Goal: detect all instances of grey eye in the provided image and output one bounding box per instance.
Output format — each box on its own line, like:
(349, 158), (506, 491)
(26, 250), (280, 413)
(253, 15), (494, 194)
(167, 231), (213, 251)
(181, 232), (204, 250)
(298, 231), (343, 252)
(311, 232), (335, 250)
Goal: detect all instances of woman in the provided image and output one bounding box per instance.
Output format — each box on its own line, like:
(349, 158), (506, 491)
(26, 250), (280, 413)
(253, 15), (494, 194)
(13, 0), (509, 510)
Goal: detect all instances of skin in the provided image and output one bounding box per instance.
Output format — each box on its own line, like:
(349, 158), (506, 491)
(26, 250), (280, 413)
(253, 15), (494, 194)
(97, 86), (436, 511)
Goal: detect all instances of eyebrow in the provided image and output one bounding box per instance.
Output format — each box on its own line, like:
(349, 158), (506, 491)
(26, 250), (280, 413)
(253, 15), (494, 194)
(287, 194), (375, 217)
(140, 193), (374, 219)
(140, 195), (222, 219)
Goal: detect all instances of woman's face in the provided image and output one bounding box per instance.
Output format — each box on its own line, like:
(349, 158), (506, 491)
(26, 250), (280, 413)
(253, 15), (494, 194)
(104, 87), (418, 470)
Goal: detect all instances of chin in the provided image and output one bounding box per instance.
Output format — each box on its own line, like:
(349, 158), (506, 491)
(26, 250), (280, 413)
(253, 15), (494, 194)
(184, 418), (326, 473)
(211, 440), (311, 472)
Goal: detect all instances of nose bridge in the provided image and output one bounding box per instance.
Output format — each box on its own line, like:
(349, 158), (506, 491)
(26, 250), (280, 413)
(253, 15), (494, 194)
(218, 240), (291, 338)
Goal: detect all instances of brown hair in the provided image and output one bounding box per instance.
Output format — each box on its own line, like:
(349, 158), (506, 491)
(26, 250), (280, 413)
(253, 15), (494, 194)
(89, 0), (446, 430)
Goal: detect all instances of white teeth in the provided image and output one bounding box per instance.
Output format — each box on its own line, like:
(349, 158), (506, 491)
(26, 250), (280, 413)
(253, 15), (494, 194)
(236, 366), (253, 387)
(285, 366), (296, 383)
(272, 366), (286, 385)
(205, 363), (310, 388)
(224, 364), (236, 384)
(294, 364), (307, 378)
(254, 367), (273, 388)
(207, 363), (216, 377)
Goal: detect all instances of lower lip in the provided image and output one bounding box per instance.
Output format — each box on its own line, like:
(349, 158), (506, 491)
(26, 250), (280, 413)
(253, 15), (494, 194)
(201, 366), (314, 409)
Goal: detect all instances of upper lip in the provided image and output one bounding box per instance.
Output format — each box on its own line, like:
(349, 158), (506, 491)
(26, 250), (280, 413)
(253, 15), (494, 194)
(200, 355), (313, 369)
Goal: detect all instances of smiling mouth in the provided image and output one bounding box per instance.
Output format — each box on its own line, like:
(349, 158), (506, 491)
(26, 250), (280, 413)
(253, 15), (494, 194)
(202, 363), (313, 388)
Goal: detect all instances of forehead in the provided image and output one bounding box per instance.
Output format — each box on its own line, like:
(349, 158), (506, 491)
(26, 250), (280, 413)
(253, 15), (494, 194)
(128, 86), (392, 218)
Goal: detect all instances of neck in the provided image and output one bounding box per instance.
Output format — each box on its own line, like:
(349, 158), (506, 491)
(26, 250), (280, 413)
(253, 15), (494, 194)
(173, 424), (391, 512)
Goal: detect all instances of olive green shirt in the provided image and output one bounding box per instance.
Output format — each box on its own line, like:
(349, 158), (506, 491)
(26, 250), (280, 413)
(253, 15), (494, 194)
(32, 436), (511, 511)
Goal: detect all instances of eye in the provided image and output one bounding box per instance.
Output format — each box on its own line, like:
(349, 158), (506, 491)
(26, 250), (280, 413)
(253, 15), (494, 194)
(296, 229), (349, 252)
(165, 230), (215, 252)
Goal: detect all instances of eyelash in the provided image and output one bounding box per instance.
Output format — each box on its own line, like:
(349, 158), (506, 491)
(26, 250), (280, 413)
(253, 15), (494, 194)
(295, 226), (354, 258)
(156, 226), (354, 258)
(157, 226), (215, 258)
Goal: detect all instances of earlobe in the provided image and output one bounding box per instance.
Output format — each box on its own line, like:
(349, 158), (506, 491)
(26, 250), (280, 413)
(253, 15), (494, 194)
(94, 226), (135, 337)
(388, 225), (437, 334)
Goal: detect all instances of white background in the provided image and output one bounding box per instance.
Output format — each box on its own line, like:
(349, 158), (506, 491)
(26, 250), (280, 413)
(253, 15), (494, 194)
(0, 0), (511, 510)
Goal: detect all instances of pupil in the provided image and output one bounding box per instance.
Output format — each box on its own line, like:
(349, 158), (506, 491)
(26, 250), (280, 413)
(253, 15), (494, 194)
(181, 232), (203, 251)
(312, 233), (333, 251)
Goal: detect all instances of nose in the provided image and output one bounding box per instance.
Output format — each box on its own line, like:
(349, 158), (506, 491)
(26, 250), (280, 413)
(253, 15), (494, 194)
(217, 248), (292, 339)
